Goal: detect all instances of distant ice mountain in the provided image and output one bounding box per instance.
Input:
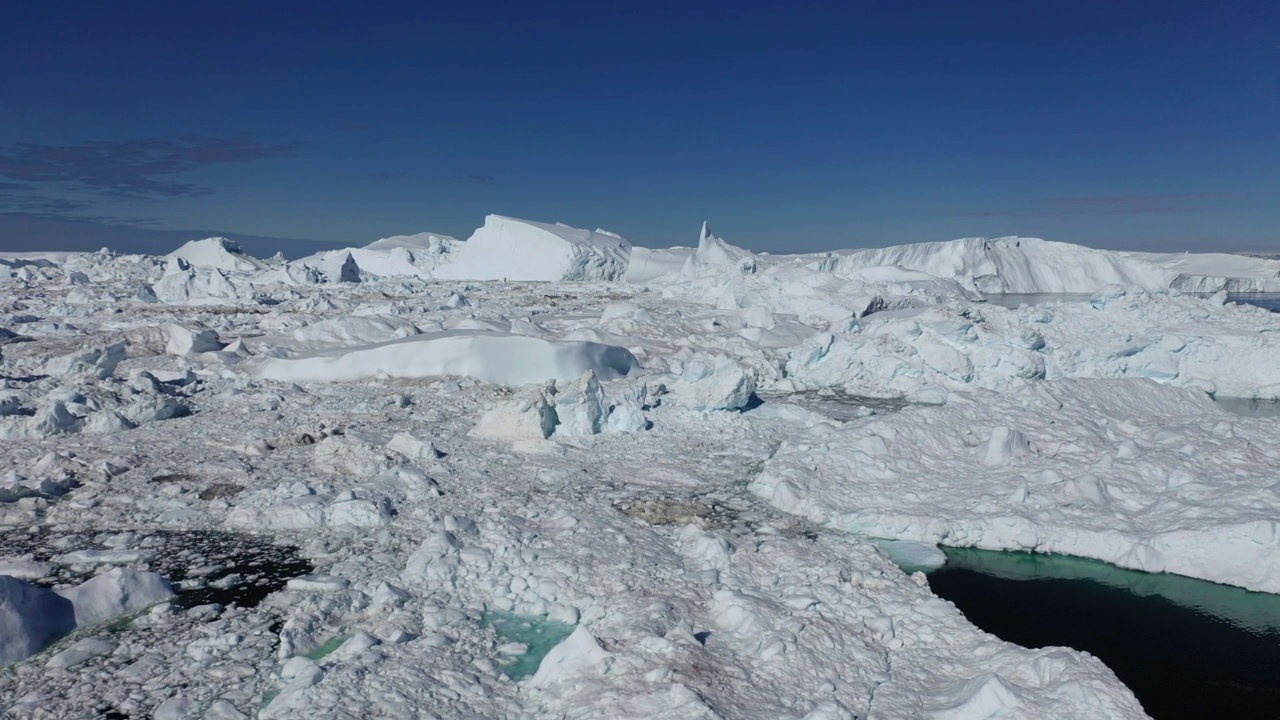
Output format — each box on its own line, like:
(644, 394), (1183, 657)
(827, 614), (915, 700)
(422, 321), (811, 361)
(0, 212), (343, 259)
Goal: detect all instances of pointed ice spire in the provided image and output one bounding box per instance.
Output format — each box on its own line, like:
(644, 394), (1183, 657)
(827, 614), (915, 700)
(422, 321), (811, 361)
(680, 220), (757, 279)
(336, 252), (362, 283)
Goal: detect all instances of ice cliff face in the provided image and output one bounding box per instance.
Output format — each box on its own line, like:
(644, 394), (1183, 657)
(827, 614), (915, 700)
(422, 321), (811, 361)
(812, 236), (1280, 294)
(815, 236), (1162, 294)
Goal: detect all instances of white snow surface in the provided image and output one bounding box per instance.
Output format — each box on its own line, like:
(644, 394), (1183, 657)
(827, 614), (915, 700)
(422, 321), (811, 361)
(255, 331), (641, 385)
(364, 231), (458, 252)
(293, 236), (457, 280)
(9, 218), (1280, 718)
(782, 286), (1280, 400)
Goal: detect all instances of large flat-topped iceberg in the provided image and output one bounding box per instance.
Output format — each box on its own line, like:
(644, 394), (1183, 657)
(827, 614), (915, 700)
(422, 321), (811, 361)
(815, 236), (1280, 294)
(255, 330), (640, 385)
(1133, 250), (1280, 293)
(0, 252), (68, 269)
(162, 237), (266, 273)
(434, 215), (632, 282)
(816, 237), (1163, 293)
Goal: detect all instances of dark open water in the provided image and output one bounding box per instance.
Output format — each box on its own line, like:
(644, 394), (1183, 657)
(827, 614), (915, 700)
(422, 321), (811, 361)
(927, 548), (1280, 720)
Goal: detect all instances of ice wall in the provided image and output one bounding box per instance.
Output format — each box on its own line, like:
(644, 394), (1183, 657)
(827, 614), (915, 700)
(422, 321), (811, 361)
(813, 236), (1280, 294)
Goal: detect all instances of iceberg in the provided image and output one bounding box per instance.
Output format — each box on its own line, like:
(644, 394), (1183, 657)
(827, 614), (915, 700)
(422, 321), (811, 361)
(813, 236), (1280, 294)
(162, 237), (266, 274)
(434, 214), (632, 282)
(255, 330), (640, 386)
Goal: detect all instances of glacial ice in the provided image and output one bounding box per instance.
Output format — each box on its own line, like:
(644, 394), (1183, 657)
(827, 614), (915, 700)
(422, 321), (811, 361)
(254, 331), (641, 385)
(753, 378), (1280, 592)
(162, 237), (266, 274)
(815, 236), (1280, 294)
(434, 214), (632, 282)
(7, 214), (1280, 718)
(0, 569), (173, 665)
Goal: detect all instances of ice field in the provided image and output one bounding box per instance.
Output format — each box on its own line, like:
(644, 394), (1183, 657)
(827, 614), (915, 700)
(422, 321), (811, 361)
(5, 214), (1280, 718)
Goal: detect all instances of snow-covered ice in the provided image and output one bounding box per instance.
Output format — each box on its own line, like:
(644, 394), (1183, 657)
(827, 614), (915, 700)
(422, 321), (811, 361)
(753, 378), (1280, 593)
(162, 237), (266, 274)
(6, 214), (1280, 718)
(255, 331), (641, 385)
(1, 568), (172, 665)
(435, 214), (632, 282)
(816, 236), (1280, 294)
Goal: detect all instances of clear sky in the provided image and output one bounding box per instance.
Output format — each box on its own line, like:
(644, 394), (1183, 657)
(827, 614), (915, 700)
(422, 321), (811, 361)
(1, 0), (1277, 253)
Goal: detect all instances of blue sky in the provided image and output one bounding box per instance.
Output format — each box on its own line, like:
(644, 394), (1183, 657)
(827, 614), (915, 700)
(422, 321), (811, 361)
(1, 0), (1277, 254)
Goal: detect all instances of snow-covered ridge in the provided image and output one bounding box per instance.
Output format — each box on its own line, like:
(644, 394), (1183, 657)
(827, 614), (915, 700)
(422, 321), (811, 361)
(783, 287), (1280, 400)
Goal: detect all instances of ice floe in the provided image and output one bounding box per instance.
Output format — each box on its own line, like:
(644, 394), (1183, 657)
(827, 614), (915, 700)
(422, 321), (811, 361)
(754, 378), (1280, 592)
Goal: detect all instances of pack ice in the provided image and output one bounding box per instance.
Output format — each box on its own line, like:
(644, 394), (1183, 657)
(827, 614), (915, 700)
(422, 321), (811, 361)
(4, 214), (1280, 718)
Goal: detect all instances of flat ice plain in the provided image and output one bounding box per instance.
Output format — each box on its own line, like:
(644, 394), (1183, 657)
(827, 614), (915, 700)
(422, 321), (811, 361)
(4, 214), (1280, 718)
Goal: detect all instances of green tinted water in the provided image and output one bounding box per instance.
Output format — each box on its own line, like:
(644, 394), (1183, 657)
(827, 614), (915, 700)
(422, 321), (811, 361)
(480, 611), (576, 680)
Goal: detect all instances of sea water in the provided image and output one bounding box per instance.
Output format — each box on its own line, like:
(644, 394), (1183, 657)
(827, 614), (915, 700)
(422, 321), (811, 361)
(926, 547), (1280, 720)
(479, 610), (577, 680)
